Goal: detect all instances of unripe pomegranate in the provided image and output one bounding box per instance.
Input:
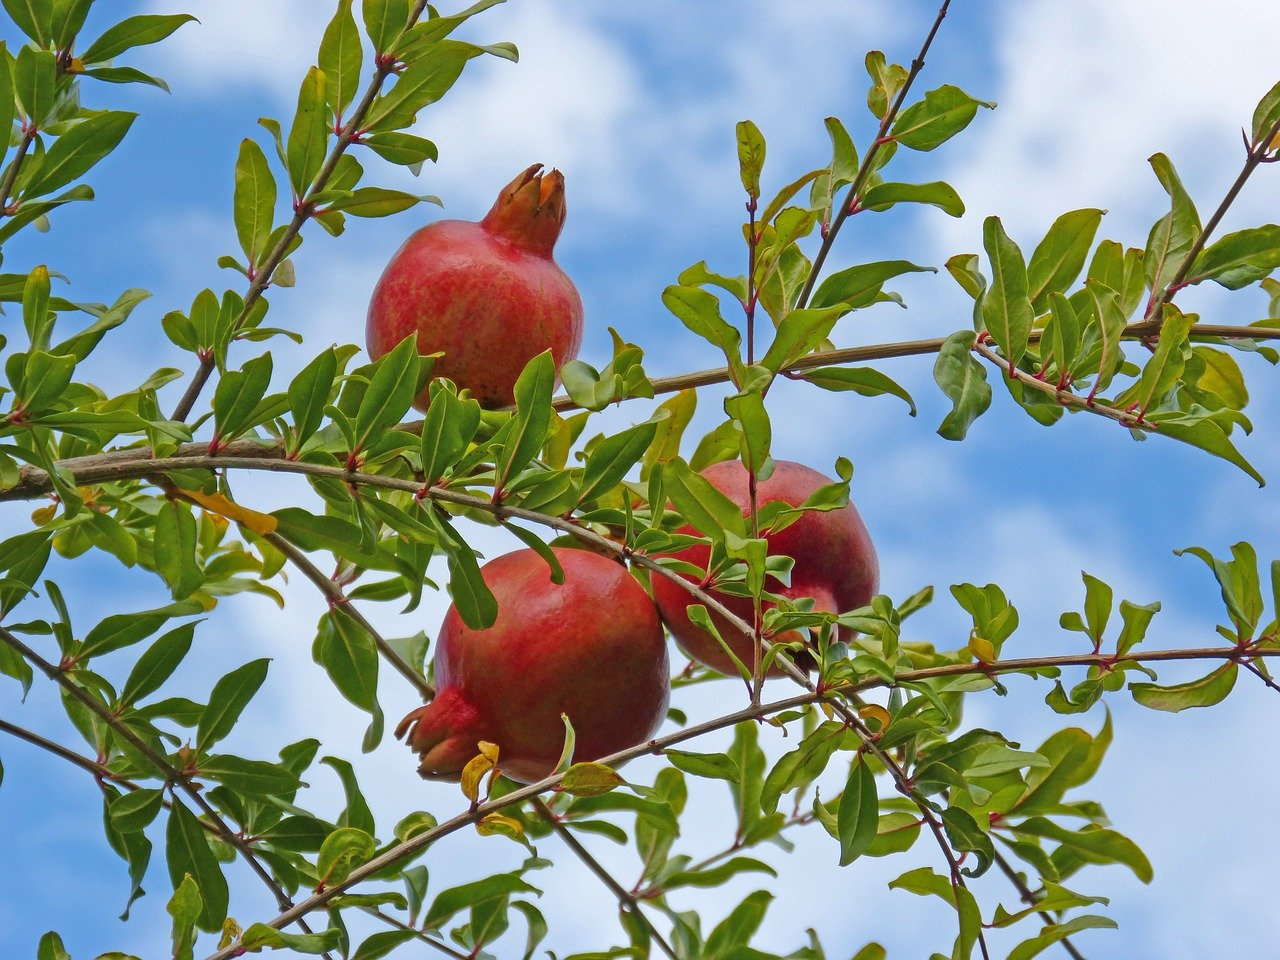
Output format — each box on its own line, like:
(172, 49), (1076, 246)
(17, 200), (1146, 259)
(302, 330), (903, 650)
(366, 163), (584, 410)
(397, 547), (669, 783)
(651, 460), (879, 676)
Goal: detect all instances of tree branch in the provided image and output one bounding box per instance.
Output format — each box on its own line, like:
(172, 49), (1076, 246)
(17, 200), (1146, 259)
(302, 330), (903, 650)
(531, 798), (681, 960)
(0, 628), (334, 955)
(992, 849), (1088, 960)
(795, 0), (953, 310)
(170, 0), (435, 422)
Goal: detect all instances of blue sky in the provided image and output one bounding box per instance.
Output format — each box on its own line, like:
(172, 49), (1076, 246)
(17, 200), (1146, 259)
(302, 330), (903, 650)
(2, 1), (1280, 957)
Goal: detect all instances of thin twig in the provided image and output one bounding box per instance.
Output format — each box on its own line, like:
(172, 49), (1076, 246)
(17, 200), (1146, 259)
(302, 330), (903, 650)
(992, 849), (1088, 960)
(0, 628), (334, 955)
(170, 0), (434, 422)
(195, 640), (1280, 960)
(795, 0), (953, 310)
(263, 529), (434, 701)
(532, 798), (681, 960)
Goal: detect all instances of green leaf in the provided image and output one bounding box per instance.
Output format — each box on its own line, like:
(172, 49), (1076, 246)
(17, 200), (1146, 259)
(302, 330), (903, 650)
(4, 0), (51, 45)
(664, 458), (747, 539)
(1130, 662), (1238, 712)
(981, 216), (1033, 367)
(165, 800), (229, 932)
(24, 111), (137, 199)
(664, 856), (776, 891)
(891, 84), (994, 151)
(758, 304), (847, 372)
(365, 40), (475, 130)
(199, 755), (302, 798)
(213, 353), (273, 443)
(316, 826), (376, 885)
(1116, 304), (1193, 412)
(328, 186), (435, 217)
(167, 874), (202, 960)
(240, 924), (343, 954)
(735, 119), (765, 199)
(934, 330), (991, 440)
(319, 0), (363, 116)
(423, 874), (541, 931)
(323, 755), (376, 834)
(704, 890), (773, 960)
(865, 51), (908, 120)
(354, 334), (419, 451)
(799, 366), (916, 414)
(860, 180), (964, 217)
(1148, 414), (1265, 487)
(78, 602), (193, 660)
(82, 65), (171, 92)
(234, 139), (276, 265)
(23, 264), (51, 349)
(723, 389), (770, 476)
(288, 347), (338, 454)
(197, 658), (270, 753)
(664, 749), (740, 781)
(1144, 152), (1201, 296)
(362, 0), (410, 54)
(287, 66), (328, 196)
(1012, 816), (1153, 883)
(108, 787), (164, 833)
(837, 757), (879, 865)
(810, 260), (935, 311)
(153, 500), (203, 600)
(495, 351), (555, 489)
(0, 43), (13, 154)
(559, 762), (627, 797)
(1192, 347), (1248, 408)
(443, 531), (499, 631)
(362, 131), (439, 168)
(119, 623), (197, 706)
(661, 284), (743, 358)
(81, 14), (197, 64)
(1027, 208), (1105, 308)
(1007, 915), (1117, 960)
(577, 420), (659, 506)
(313, 610), (383, 746)
(352, 930), (419, 960)
(1190, 225), (1280, 290)
(419, 384), (482, 484)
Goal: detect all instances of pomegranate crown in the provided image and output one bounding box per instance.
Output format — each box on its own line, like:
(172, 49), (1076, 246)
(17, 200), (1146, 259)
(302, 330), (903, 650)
(481, 162), (567, 255)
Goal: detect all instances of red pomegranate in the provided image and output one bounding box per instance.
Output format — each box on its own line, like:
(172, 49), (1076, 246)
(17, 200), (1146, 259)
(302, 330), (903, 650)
(651, 459), (879, 676)
(366, 163), (584, 410)
(396, 547), (670, 783)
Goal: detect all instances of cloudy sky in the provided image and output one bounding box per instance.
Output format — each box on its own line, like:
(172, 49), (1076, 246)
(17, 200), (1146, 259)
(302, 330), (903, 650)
(2, 1), (1280, 958)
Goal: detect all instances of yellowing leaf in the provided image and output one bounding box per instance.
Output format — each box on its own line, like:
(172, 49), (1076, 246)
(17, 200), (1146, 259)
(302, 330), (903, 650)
(858, 704), (891, 731)
(218, 918), (243, 950)
(969, 632), (996, 663)
(460, 742), (499, 803)
(182, 489), (278, 535)
(476, 813), (524, 838)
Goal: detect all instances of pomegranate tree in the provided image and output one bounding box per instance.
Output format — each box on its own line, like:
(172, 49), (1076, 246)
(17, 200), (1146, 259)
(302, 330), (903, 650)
(652, 459), (879, 676)
(366, 163), (585, 409)
(397, 546), (669, 783)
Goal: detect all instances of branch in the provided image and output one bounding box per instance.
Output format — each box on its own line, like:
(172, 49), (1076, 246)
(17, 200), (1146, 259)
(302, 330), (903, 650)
(992, 849), (1088, 960)
(0, 628), (335, 955)
(196, 641), (1280, 959)
(531, 798), (681, 960)
(0, 715), (463, 959)
(169, 0), (434, 422)
(262, 529), (434, 701)
(794, 0), (953, 310)
(1131, 115), (1280, 334)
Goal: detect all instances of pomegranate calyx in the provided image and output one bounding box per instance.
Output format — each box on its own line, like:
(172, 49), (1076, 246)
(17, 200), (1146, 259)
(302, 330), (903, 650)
(481, 162), (567, 255)
(396, 687), (489, 781)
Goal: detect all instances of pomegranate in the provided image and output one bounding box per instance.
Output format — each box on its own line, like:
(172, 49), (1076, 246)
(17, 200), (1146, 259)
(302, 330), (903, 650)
(366, 163), (584, 410)
(397, 547), (669, 783)
(651, 459), (879, 676)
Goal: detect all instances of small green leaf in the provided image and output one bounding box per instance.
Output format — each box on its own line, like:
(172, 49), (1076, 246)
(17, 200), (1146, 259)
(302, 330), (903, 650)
(661, 285), (743, 358)
(167, 874), (202, 960)
(559, 762), (626, 797)
(664, 458), (747, 539)
(419, 384), (482, 484)
(810, 260), (935, 311)
(287, 66), (329, 196)
(165, 800), (229, 932)
(362, 0), (410, 54)
(316, 826), (376, 886)
(837, 757), (879, 865)
(4, 0), (51, 46)
(577, 420), (659, 506)
(199, 755), (302, 798)
(495, 351), (555, 489)
(735, 120), (766, 199)
(664, 749), (740, 781)
(891, 84), (994, 151)
(240, 924), (343, 954)
(313, 610), (383, 747)
(81, 14), (197, 64)
(23, 111), (137, 199)
(354, 334), (420, 451)
(860, 180), (964, 217)
(981, 216), (1033, 367)
(328, 187), (434, 217)
(423, 874), (541, 931)
(799, 366), (916, 414)
(1130, 662), (1238, 712)
(934, 330), (991, 440)
(319, 0), (363, 116)
(287, 347), (338, 454)
(197, 658), (270, 753)
(1144, 152), (1201, 297)
(1190, 225), (1280, 290)
(1027, 208), (1105, 308)
(234, 139), (276, 265)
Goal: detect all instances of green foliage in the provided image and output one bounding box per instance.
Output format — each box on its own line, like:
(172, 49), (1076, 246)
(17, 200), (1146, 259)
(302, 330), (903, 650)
(0, 3), (1277, 959)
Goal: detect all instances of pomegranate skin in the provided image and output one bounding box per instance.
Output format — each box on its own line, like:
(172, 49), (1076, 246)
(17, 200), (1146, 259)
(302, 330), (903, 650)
(651, 460), (879, 677)
(366, 164), (584, 410)
(397, 547), (670, 784)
